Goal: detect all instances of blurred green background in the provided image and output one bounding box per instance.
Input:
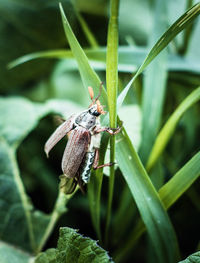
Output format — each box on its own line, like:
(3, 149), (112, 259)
(0, 0), (200, 262)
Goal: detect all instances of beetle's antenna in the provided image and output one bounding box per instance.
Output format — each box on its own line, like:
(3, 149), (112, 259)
(88, 86), (94, 101)
(88, 82), (103, 105)
(96, 100), (106, 114)
(93, 82), (103, 103)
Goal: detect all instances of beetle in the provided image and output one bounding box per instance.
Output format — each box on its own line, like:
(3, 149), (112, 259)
(44, 84), (121, 194)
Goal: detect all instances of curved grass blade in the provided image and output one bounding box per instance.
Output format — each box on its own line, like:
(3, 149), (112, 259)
(117, 2), (200, 107)
(59, 3), (106, 241)
(114, 151), (200, 263)
(115, 129), (179, 263)
(7, 50), (73, 69)
(73, 6), (98, 48)
(147, 86), (200, 171)
(59, 3), (107, 105)
(159, 151), (200, 209)
(8, 47), (200, 74)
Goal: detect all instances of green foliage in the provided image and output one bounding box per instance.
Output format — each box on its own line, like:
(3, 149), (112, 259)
(179, 251), (200, 263)
(35, 227), (113, 263)
(1, 0), (200, 262)
(0, 242), (31, 263)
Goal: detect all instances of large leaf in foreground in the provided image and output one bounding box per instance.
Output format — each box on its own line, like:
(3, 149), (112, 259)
(179, 251), (200, 263)
(35, 227), (113, 263)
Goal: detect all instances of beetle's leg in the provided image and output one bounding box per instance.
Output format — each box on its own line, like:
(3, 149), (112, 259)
(94, 125), (122, 135)
(76, 173), (85, 194)
(93, 148), (115, 169)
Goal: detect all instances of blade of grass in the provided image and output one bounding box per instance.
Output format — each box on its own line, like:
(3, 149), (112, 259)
(59, 3), (107, 104)
(59, 3), (106, 241)
(115, 129), (179, 263)
(8, 47), (200, 74)
(117, 2), (200, 108)
(146, 86), (200, 171)
(139, 0), (168, 164)
(104, 0), (119, 245)
(73, 5), (98, 48)
(7, 50), (73, 69)
(114, 151), (200, 263)
(59, 3), (115, 243)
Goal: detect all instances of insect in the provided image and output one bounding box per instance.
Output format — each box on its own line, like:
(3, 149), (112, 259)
(44, 84), (121, 194)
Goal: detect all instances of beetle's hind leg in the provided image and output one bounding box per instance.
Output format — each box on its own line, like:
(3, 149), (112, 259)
(93, 148), (115, 170)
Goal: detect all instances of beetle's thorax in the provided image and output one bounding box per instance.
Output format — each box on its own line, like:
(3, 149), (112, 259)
(75, 105), (101, 130)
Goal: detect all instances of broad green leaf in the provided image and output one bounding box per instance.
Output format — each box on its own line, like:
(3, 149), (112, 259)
(140, 0), (168, 164)
(179, 251), (200, 263)
(34, 227), (114, 263)
(117, 2), (200, 107)
(0, 242), (32, 263)
(147, 86), (200, 171)
(114, 151), (200, 262)
(0, 97), (44, 149)
(0, 138), (47, 252)
(115, 129), (179, 263)
(0, 97), (83, 252)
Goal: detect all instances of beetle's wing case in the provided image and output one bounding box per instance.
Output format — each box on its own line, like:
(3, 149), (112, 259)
(62, 126), (91, 178)
(44, 114), (77, 157)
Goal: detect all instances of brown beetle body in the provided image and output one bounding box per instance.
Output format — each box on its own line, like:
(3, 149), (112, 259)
(44, 86), (121, 193)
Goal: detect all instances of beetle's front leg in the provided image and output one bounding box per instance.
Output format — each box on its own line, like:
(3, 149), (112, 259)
(93, 148), (115, 170)
(94, 125), (122, 135)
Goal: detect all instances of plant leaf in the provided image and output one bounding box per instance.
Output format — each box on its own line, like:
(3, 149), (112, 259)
(114, 151), (200, 262)
(179, 251), (200, 263)
(34, 227), (114, 263)
(159, 151), (200, 209)
(0, 96), (83, 252)
(146, 86), (200, 171)
(117, 2), (200, 107)
(0, 241), (32, 263)
(8, 47), (200, 74)
(139, 0), (168, 164)
(115, 129), (179, 263)
(59, 3), (108, 240)
(59, 3), (107, 105)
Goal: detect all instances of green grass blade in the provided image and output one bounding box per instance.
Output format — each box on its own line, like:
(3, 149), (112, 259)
(73, 7), (98, 48)
(140, 0), (168, 164)
(8, 47), (200, 74)
(7, 50), (73, 69)
(117, 2), (200, 107)
(115, 129), (179, 263)
(59, 3), (107, 104)
(147, 86), (200, 171)
(59, 3), (105, 241)
(159, 151), (200, 209)
(105, 0), (119, 243)
(114, 151), (200, 262)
